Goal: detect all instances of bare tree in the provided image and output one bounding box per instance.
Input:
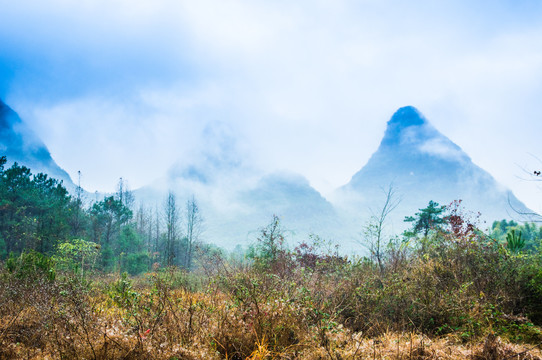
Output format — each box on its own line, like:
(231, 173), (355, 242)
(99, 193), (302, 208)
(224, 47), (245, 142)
(361, 185), (401, 273)
(164, 191), (180, 267)
(71, 170), (85, 237)
(184, 196), (203, 270)
(508, 197), (542, 223)
(154, 205), (160, 262)
(135, 204), (155, 260)
(116, 177), (135, 210)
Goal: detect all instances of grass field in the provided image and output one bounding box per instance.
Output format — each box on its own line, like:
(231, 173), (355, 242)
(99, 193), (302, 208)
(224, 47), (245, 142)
(2, 229), (542, 359)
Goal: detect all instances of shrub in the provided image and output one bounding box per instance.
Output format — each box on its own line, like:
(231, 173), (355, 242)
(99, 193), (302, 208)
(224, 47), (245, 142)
(122, 252), (150, 275)
(54, 238), (100, 278)
(5, 250), (56, 282)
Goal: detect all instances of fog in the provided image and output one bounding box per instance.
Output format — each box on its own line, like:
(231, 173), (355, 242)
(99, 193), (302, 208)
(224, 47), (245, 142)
(0, 0), (541, 212)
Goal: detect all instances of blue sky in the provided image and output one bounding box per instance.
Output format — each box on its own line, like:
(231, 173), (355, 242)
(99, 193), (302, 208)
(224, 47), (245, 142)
(0, 0), (541, 211)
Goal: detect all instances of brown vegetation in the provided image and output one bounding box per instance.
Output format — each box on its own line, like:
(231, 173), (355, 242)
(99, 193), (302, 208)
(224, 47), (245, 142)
(1, 218), (542, 359)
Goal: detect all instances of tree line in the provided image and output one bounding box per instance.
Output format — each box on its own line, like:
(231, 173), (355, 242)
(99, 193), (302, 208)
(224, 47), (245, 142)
(1, 154), (541, 276)
(0, 156), (203, 275)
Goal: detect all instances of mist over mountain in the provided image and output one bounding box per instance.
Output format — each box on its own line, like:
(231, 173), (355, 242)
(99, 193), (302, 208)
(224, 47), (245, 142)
(335, 106), (531, 237)
(234, 172), (340, 241)
(140, 106), (533, 251)
(1, 99), (534, 251)
(0, 99), (76, 189)
(135, 149), (339, 249)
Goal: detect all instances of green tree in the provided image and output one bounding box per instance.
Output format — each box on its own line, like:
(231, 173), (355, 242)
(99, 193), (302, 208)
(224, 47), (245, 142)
(249, 215), (287, 271)
(404, 200), (446, 238)
(117, 225), (149, 275)
(54, 239), (100, 279)
(491, 220), (541, 252)
(0, 157), (72, 257)
(506, 229), (525, 253)
(89, 196), (132, 269)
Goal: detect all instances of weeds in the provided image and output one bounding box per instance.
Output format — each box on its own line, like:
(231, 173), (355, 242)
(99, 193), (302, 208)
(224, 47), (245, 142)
(1, 218), (542, 359)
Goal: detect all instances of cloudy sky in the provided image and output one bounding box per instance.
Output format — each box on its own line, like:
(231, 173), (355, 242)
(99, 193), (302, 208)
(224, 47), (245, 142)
(0, 0), (541, 211)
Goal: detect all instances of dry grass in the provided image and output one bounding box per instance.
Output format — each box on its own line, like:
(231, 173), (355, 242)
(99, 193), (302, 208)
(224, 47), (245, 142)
(2, 227), (542, 359)
(1, 273), (541, 360)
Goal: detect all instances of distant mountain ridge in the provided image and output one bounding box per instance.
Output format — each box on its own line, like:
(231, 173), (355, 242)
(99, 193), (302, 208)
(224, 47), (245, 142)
(0, 100), (534, 251)
(0, 99), (75, 189)
(136, 163), (340, 249)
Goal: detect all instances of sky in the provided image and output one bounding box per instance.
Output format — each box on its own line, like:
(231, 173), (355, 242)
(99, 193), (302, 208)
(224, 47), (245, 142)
(0, 0), (541, 212)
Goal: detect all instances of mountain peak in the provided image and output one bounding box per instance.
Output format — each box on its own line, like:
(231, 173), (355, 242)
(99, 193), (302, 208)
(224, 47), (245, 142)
(338, 106), (532, 232)
(0, 100), (75, 189)
(385, 105), (426, 137)
(388, 106), (426, 127)
(0, 99), (13, 123)
(380, 106), (436, 149)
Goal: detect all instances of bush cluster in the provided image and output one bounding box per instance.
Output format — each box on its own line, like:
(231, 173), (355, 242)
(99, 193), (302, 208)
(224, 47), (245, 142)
(3, 210), (542, 359)
(2, 187), (542, 359)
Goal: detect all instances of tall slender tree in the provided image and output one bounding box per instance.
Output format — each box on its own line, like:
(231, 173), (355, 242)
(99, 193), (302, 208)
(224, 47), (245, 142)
(89, 196), (132, 269)
(184, 196), (203, 270)
(163, 191), (180, 266)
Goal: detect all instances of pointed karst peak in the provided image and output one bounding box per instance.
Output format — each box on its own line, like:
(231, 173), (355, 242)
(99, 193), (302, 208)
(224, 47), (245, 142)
(0, 99), (14, 130)
(388, 106), (426, 128)
(380, 106), (434, 147)
(0, 99), (16, 121)
(0, 98), (8, 112)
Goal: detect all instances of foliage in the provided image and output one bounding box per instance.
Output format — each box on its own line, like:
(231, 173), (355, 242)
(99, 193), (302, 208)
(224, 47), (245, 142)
(1, 158), (542, 358)
(492, 220), (542, 252)
(0, 157), (73, 257)
(507, 229), (526, 253)
(0, 157), (211, 277)
(1, 226), (542, 358)
(248, 215), (290, 272)
(404, 200), (446, 238)
(5, 250), (56, 282)
(122, 252), (151, 276)
(54, 238), (100, 278)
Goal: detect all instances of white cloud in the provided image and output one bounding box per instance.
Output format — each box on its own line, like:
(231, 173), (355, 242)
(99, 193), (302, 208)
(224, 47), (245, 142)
(1, 0), (542, 210)
(419, 138), (467, 162)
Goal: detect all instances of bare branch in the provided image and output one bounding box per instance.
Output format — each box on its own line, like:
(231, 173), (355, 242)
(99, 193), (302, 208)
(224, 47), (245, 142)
(507, 194), (542, 223)
(361, 184), (402, 273)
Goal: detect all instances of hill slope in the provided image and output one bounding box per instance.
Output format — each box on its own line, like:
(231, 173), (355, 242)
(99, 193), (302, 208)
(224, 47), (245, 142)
(0, 99), (75, 189)
(335, 106), (531, 235)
